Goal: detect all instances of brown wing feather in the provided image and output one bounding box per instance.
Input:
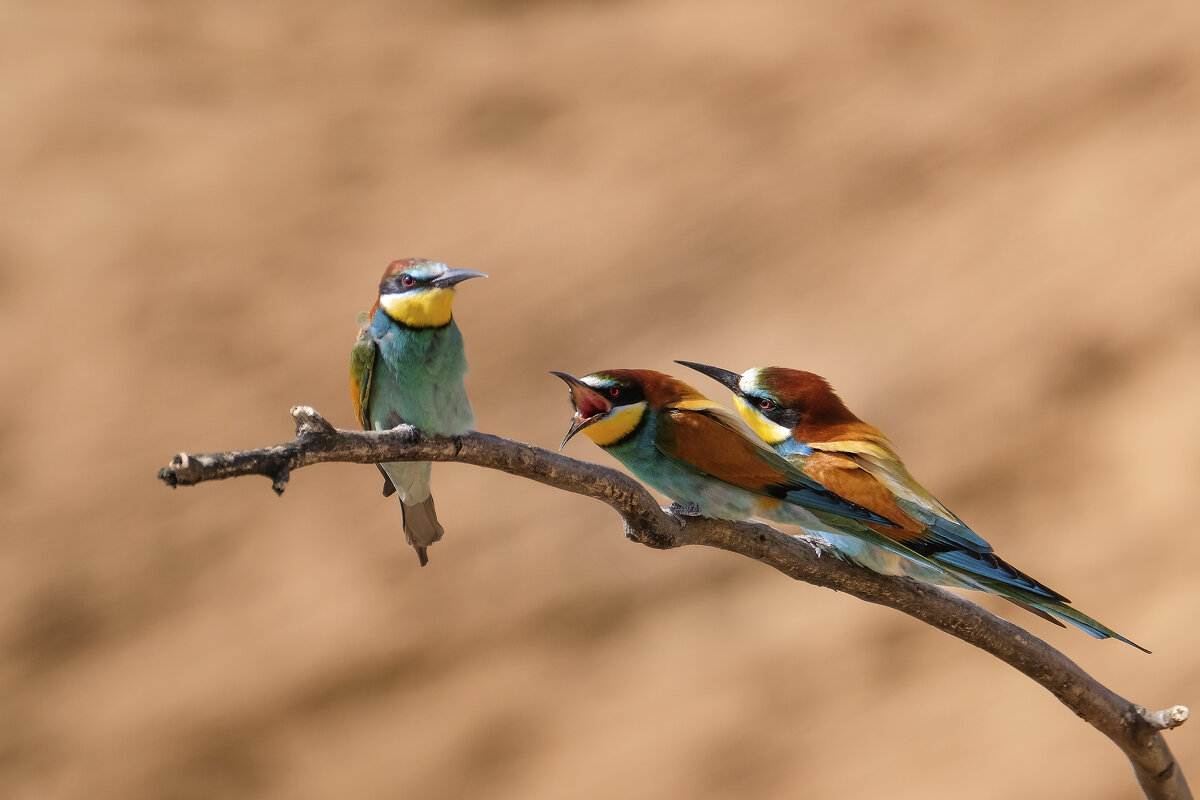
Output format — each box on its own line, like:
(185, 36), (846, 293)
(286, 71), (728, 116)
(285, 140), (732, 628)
(800, 451), (926, 540)
(807, 432), (959, 522)
(663, 408), (792, 492)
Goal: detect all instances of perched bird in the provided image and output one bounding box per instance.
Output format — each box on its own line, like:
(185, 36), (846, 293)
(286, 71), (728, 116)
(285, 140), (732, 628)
(552, 369), (995, 579)
(678, 360), (1147, 651)
(351, 258), (485, 566)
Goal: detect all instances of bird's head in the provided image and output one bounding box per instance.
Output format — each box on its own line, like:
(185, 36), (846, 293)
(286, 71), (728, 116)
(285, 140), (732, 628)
(676, 361), (858, 445)
(551, 368), (706, 449)
(376, 258), (487, 328)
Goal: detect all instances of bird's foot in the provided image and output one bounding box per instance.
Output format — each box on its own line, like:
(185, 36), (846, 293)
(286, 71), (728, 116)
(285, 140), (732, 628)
(387, 423), (420, 444)
(665, 502), (703, 526)
(795, 532), (835, 560)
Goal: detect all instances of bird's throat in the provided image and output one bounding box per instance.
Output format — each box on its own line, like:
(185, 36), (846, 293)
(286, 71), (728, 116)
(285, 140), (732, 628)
(583, 402), (647, 447)
(380, 288), (455, 328)
(733, 396), (791, 445)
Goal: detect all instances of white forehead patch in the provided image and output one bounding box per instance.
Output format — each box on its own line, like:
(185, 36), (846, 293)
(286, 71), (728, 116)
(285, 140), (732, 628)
(739, 368), (762, 394)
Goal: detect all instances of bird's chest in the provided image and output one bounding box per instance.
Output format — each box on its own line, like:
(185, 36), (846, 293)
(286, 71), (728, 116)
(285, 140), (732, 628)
(368, 318), (471, 433)
(605, 424), (702, 499)
(376, 324), (463, 376)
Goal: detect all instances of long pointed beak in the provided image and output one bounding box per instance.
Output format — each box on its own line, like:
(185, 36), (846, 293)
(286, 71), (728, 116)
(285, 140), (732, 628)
(549, 371), (613, 449)
(434, 268), (488, 288)
(675, 360), (743, 393)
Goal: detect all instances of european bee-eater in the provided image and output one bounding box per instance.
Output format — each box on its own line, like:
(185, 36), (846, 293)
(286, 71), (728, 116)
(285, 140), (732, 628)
(351, 258), (485, 566)
(552, 369), (1008, 582)
(678, 360), (1147, 651)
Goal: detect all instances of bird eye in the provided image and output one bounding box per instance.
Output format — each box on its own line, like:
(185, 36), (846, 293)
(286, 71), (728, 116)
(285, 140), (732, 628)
(608, 387), (621, 397)
(758, 398), (775, 411)
(401, 274), (416, 287)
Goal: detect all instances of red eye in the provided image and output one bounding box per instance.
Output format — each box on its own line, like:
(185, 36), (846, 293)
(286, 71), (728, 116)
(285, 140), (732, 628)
(608, 387), (620, 397)
(758, 398), (774, 410)
(401, 274), (416, 287)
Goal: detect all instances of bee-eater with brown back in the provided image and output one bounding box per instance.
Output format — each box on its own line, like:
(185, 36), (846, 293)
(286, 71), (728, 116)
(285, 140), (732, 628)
(678, 360), (1147, 651)
(350, 258), (485, 566)
(552, 369), (1010, 583)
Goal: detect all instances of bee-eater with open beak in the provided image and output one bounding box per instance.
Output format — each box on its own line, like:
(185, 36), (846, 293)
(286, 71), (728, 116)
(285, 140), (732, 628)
(552, 369), (1011, 582)
(350, 258), (485, 566)
(678, 360), (1147, 651)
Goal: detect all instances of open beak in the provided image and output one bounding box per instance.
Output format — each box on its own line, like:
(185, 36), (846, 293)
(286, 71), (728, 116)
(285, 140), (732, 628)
(550, 371), (613, 449)
(675, 360), (743, 393)
(433, 268), (488, 288)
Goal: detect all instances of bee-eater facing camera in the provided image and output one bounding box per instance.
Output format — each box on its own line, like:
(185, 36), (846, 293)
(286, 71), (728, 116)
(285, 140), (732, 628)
(678, 360), (1147, 652)
(351, 258), (486, 566)
(549, 369), (1014, 583)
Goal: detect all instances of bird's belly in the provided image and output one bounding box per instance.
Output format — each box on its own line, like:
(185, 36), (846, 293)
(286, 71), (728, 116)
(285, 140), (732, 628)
(620, 458), (772, 521)
(370, 359), (473, 435)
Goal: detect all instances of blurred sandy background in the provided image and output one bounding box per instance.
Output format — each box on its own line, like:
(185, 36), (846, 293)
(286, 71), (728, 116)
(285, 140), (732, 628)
(2, 1), (1199, 798)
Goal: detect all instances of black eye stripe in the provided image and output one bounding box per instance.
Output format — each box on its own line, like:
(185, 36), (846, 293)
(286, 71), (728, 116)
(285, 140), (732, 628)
(382, 273), (429, 294)
(743, 393), (801, 428)
(744, 393), (775, 411)
(593, 380), (644, 407)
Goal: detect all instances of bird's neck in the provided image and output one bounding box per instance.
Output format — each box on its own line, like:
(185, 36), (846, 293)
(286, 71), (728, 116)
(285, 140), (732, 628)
(379, 289), (455, 328)
(775, 438), (814, 458)
(583, 402), (648, 447)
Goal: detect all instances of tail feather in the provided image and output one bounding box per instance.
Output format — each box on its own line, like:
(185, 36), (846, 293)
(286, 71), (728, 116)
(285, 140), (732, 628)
(1027, 595), (1150, 653)
(1001, 597), (1066, 629)
(916, 546), (1067, 602)
(813, 517), (1148, 651)
(400, 495), (445, 567)
(967, 577), (1149, 653)
(905, 541), (1148, 651)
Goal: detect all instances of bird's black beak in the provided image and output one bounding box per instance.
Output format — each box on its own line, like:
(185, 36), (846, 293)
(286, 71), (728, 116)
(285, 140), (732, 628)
(433, 268), (488, 288)
(550, 371), (613, 449)
(675, 361), (743, 393)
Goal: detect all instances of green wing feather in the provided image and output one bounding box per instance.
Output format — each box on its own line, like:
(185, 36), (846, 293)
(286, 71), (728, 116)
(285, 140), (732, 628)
(350, 325), (377, 431)
(350, 322), (398, 497)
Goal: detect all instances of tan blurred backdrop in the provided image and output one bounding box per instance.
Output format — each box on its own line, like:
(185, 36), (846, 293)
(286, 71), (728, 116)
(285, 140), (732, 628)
(2, 1), (1199, 798)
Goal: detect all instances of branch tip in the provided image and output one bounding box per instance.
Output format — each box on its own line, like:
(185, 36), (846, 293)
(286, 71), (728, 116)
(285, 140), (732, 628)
(160, 452), (201, 486)
(1143, 705), (1189, 731)
(291, 406), (335, 437)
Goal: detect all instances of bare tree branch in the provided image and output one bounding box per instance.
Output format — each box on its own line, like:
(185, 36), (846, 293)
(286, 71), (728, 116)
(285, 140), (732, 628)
(158, 406), (1191, 800)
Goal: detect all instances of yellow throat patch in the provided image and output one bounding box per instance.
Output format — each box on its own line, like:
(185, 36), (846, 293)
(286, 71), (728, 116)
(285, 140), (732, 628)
(582, 402), (647, 447)
(734, 396), (791, 445)
(379, 288), (455, 328)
